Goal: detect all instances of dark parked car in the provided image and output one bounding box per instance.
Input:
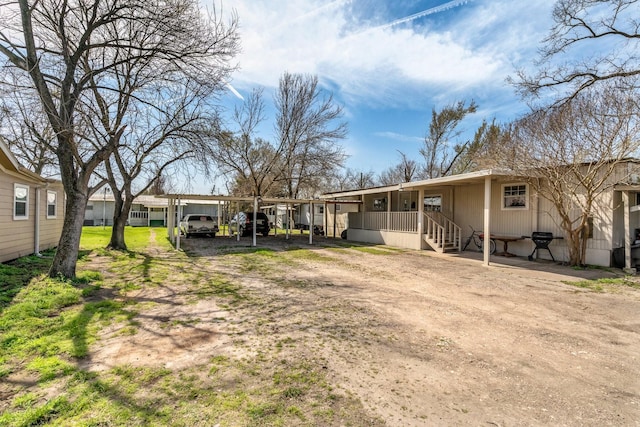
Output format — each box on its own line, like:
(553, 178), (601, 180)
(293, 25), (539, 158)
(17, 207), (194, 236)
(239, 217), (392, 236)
(229, 212), (270, 237)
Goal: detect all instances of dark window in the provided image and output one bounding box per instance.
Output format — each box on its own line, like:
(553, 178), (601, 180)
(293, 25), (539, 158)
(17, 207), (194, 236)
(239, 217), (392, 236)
(47, 191), (57, 218)
(14, 184), (28, 219)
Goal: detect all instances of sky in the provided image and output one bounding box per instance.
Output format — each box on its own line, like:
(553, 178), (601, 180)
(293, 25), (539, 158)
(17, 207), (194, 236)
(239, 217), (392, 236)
(206, 0), (558, 193)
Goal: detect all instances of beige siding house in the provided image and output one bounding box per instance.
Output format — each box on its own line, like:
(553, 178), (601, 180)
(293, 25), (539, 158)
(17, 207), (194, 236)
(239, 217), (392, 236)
(321, 165), (640, 269)
(0, 141), (64, 263)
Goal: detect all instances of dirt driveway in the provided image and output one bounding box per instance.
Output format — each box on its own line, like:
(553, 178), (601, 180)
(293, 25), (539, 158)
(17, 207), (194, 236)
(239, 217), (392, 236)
(92, 233), (640, 426)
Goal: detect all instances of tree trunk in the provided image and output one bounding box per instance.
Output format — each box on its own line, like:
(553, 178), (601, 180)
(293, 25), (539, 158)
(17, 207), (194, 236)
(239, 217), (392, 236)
(108, 214), (128, 251)
(565, 228), (585, 267)
(108, 194), (133, 251)
(49, 189), (88, 279)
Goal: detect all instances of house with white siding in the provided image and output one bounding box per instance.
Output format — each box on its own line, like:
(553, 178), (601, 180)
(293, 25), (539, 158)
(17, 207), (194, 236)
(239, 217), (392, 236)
(321, 164), (640, 269)
(85, 192), (223, 227)
(0, 140), (64, 263)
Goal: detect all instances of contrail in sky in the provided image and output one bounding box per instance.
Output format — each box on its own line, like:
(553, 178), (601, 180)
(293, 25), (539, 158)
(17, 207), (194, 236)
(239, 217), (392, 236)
(291, 0), (352, 24)
(353, 0), (474, 35)
(226, 83), (244, 100)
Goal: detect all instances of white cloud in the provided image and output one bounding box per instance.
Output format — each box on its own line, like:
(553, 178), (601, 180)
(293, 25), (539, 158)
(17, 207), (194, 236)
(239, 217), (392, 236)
(223, 0), (556, 111)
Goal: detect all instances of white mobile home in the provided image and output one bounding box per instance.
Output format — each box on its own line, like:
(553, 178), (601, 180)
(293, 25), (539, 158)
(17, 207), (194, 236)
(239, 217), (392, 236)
(86, 192), (222, 227)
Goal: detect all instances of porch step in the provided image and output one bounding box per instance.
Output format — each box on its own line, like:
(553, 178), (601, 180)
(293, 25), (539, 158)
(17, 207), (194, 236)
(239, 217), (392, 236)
(422, 211), (462, 254)
(423, 234), (459, 253)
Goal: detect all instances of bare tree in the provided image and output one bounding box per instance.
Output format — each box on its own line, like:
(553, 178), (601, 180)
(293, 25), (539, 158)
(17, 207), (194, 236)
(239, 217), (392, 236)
(378, 151), (424, 185)
(500, 85), (640, 266)
(275, 72), (348, 198)
(0, 84), (57, 176)
(0, 0), (238, 277)
(211, 89), (283, 197)
(450, 118), (504, 174)
(330, 168), (377, 191)
(514, 0), (640, 102)
(211, 73), (348, 199)
(96, 78), (223, 250)
(420, 100), (478, 178)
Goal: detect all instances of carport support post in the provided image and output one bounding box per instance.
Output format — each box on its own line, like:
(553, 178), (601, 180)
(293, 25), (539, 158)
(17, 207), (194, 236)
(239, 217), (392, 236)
(483, 176), (491, 266)
(252, 198), (258, 247)
(168, 198), (175, 244)
(176, 195), (182, 251)
(236, 201), (240, 242)
(286, 203), (290, 240)
(418, 188), (424, 248)
(623, 191), (632, 272)
(309, 201), (314, 245)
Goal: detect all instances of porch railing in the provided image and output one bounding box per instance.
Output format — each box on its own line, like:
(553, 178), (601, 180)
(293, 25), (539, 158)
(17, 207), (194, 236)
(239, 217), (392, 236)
(347, 212), (418, 233)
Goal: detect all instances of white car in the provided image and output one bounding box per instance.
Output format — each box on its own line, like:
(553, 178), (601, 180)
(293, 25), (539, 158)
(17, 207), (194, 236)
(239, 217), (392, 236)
(179, 214), (219, 238)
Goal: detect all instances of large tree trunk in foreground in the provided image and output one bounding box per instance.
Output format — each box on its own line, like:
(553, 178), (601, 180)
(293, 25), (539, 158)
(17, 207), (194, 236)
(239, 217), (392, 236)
(49, 186), (89, 279)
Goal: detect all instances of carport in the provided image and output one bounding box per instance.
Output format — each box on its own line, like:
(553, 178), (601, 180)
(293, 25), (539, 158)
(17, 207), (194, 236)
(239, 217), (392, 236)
(159, 194), (361, 250)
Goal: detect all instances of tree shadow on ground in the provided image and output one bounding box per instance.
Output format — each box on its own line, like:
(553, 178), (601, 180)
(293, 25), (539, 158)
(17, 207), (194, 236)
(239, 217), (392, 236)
(0, 249), (55, 313)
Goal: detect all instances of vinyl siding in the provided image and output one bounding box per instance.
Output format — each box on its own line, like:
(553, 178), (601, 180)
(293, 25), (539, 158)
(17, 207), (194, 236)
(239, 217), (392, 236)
(0, 174), (64, 263)
(0, 176), (36, 262)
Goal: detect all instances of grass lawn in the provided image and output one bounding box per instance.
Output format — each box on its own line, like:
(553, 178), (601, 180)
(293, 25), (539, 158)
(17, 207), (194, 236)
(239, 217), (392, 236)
(0, 226), (368, 426)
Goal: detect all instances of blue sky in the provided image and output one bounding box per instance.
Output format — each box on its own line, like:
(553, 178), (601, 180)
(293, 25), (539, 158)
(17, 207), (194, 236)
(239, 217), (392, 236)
(209, 0), (558, 191)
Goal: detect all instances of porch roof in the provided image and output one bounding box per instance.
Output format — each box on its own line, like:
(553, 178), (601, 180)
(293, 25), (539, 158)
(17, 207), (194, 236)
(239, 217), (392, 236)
(320, 169), (511, 199)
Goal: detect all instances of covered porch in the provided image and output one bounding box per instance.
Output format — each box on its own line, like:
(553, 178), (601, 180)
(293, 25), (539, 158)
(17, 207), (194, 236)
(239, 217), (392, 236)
(323, 170), (538, 267)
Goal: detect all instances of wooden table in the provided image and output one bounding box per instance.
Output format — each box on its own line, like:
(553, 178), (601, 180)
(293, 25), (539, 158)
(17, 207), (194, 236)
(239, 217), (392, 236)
(491, 235), (525, 257)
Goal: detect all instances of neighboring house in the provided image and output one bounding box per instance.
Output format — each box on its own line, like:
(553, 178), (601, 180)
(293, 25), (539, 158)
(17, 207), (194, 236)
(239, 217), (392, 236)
(294, 203), (325, 230)
(261, 204), (296, 229)
(85, 192), (222, 227)
(321, 165), (640, 268)
(0, 140), (64, 263)
(259, 202), (360, 237)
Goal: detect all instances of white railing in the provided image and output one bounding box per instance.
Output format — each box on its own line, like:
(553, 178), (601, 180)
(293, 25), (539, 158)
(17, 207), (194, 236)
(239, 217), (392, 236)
(423, 211), (461, 252)
(348, 212), (417, 232)
(129, 211), (148, 219)
(389, 212), (418, 232)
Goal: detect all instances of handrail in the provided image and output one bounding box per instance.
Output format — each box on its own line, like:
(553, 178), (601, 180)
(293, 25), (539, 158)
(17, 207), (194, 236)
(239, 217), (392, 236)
(423, 211), (461, 251)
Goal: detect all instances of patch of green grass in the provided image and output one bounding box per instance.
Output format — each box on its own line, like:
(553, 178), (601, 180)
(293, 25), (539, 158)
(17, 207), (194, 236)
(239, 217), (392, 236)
(563, 277), (640, 292)
(0, 250), (54, 309)
(80, 226), (170, 252)
(26, 355), (76, 382)
(194, 274), (247, 303)
(0, 274), (136, 368)
(0, 230), (383, 427)
(283, 248), (335, 262)
(350, 246), (396, 255)
(0, 395), (70, 427)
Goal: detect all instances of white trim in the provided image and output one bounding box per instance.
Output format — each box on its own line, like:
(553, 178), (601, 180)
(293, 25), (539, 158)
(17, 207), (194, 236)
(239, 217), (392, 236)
(13, 183), (29, 220)
(46, 190), (57, 219)
(501, 183), (529, 211)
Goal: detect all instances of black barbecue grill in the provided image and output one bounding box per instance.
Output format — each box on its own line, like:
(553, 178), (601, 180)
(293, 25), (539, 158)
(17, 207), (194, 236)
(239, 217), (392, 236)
(524, 232), (557, 261)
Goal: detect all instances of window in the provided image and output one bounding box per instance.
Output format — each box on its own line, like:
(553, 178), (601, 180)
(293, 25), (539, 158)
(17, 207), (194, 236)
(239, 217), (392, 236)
(424, 195), (442, 212)
(502, 184), (528, 209)
(335, 204), (341, 211)
(14, 184), (29, 220)
(47, 191), (57, 218)
(317, 205), (324, 214)
(373, 198), (386, 211)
